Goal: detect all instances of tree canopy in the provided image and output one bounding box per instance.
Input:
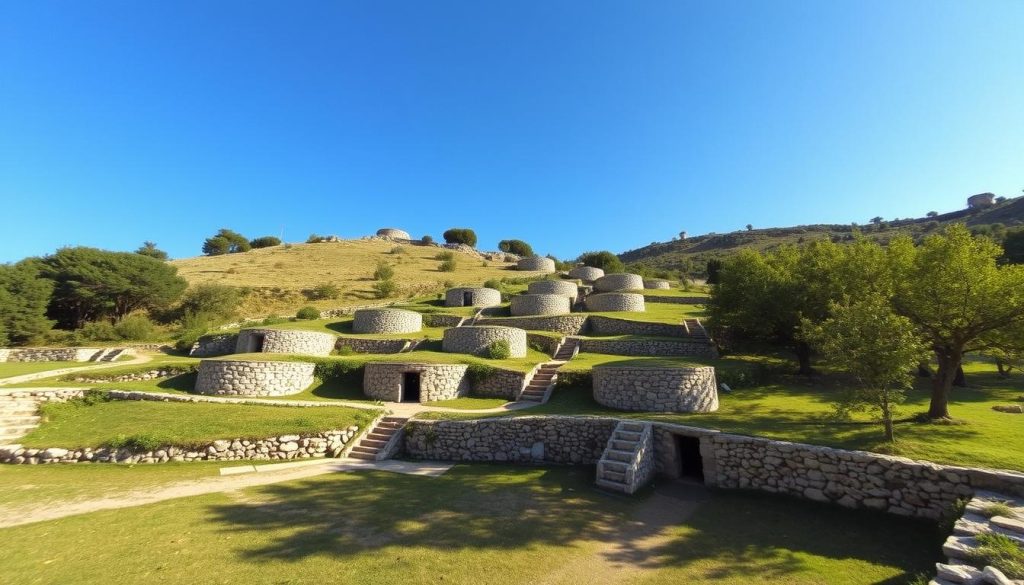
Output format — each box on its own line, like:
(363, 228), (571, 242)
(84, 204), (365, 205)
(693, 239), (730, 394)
(577, 251), (624, 274)
(498, 239), (533, 257)
(135, 241), (169, 261)
(443, 228), (477, 247)
(203, 228), (250, 255)
(0, 261), (55, 345)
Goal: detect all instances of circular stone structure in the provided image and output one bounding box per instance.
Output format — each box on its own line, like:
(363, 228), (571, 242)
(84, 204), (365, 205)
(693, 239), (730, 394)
(363, 362), (470, 403)
(643, 279), (671, 290)
(444, 287), (502, 308)
(235, 328), (337, 356)
(568, 266), (605, 283)
(516, 256), (556, 273)
(442, 326), (527, 358)
(510, 293), (571, 316)
(594, 273), (645, 292)
(593, 366), (718, 412)
(352, 308), (423, 334)
(527, 280), (579, 302)
(194, 359), (315, 397)
(375, 228), (411, 240)
(585, 292), (646, 313)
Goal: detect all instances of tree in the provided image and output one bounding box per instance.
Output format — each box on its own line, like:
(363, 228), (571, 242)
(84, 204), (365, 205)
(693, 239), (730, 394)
(249, 236), (282, 249)
(871, 216), (884, 225)
(175, 283), (241, 324)
(1003, 228), (1024, 264)
(577, 251), (624, 273)
(746, 224), (753, 231)
(803, 295), (929, 442)
(42, 247), (187, 329)
(135, 241), (168, 260)
(443, 228), (477, 247)
(202, 236), (231, 256)
(203, 228), (250, 255)
(888, 225), (1024, 419)
(705, 259), (723, 284)
(926, 211), (939, 218)
(498, 239), (533, 257)
(0, 261), (54, 345)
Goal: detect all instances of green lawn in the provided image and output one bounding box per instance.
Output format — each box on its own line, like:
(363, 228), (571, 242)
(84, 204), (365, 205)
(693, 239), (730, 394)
(0, 361), (84, 379)
(20, 399), (379, 450)
(0, 465), (940, 584)
(560, 353), (716, 371)
(640, 288), (710, 298)
(243, 317), (451, 340)
(424, 397), (510, 410)
(587, 301), (706, 324)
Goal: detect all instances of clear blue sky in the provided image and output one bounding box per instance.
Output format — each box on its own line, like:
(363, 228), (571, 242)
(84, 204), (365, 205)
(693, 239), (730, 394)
(2, 1), (1022, 263)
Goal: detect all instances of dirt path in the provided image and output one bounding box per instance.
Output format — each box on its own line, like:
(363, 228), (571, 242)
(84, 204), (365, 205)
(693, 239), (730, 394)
(539, 481), (709, 585)
(0, 352), (154, 387)
(0, 458), (451, 529)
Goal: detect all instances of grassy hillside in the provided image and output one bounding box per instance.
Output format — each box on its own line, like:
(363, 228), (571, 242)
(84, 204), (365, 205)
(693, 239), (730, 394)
(622, 196), (1024, 275)
(171, 239), (541, 316)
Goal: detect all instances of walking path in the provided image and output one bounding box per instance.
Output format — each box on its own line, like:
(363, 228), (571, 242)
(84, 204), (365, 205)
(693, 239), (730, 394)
(0, 353), (153, 387)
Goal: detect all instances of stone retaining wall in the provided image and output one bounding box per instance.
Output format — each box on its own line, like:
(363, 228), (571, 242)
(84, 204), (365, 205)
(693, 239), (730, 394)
(190, 333), (239, 357)
(588, 316), (688, 337)
(568, 266), (604, 283)
(66, 366), (198, 383)
(335, 338), (409, 354)
(0, 347), (107, 362)
(442, 326), (527, 358)
(527, 333), (562, 356)
(577, 338), (718, 358)
(236, 328), (337, 356)
(353, 308), (423, 334)
(510, 294), (571, 316)
(194, 360), (315, 396)
(517, 256), (556, 272)
(594, 273), (644, 292)
(527, 280), (579, 302)
(444, 287), (501, 307)
(0, 428), (359, 465)
(362, 362), (527, 401)
(423, 314), (465, 328)
(593, 366), (719, 412)
(476, 315), (589, 335)
(585, 292), (646, 312)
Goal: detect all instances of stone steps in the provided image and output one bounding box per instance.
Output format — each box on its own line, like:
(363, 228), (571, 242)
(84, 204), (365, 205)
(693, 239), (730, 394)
(347, 416), (408, 462)
(929, 490), (1024, 584)
(595, 421), (654, 495)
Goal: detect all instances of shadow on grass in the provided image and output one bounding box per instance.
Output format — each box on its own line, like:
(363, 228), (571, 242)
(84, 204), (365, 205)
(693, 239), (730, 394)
(155, 373), (198, 392)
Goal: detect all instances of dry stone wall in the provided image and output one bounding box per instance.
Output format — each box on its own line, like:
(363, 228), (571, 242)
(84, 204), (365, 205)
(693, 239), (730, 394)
(236, 328), (337, 356)
(363, 362), (469, 402)
(589, 316), (688, 337)
(643, 279), (671, 290)
(594, 273), (644, 292)
(578, 338), (718, 358)
(190, 333), (239, 357)
(194, 360), (315, 397)
(444, 287), (501, 307)
(0, 348), (107, 362)
(424, 314), (465, 328)
(593, 366), (719, 413)
(527, 280), (579, 302)
(585, 292), (646, 312)
(335, 338), (409, 354)
(353, 308), (423, 334)
(510, 294), (570, 316)
(376, 228), (411, 240)
(568, 266), (604, 282)
(517, 256), (556, 272)
(442, 326), (527, 358)
(476, 315), (589, 335)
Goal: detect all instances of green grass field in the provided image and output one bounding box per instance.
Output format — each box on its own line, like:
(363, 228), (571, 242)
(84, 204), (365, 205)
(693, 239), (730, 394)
(0, 465), (940, 585)
(0, 361), (84, 379)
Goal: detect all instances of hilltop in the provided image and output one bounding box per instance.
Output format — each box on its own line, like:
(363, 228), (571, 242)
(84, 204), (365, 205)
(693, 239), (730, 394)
(621, 195), (1024, 274)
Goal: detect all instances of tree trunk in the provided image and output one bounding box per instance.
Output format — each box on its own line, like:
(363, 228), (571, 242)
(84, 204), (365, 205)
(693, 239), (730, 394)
(794, 342), (814, 376)
(930, 347), (963, 419)
(953, 366), (967, 387)
(996, 359), (1010, 378)
(881, 390), (895, 442)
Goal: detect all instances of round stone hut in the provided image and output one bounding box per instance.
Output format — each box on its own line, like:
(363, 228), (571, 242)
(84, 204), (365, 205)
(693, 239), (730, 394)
(352, 308), (423, 334)
(363, 362), (470, 403)
(510, 293), (570, 316)
(568, 266), (605, 283)
(194, 359), (315, 397)
(235, 328), (337, 357)
(442, 326), (527, 358)
(585, 292), (646, 313)
(643, 278), (671, 290)
(594, 273), (645, 292)
(444, 287), (501, 308)
(516, 256), (556, 273)
(527, 280), (579, 302)
(593, 365), (718, 412)
(376, 228), (412, 240)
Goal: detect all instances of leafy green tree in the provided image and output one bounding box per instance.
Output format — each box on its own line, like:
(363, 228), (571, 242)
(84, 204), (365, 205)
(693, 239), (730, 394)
(888, 225), (1024, 419)
(203, 228), (250, 255)
(705, 258), (723, 284)
(42, 247), (187, 328)
(0, 261), (55, 345)
(803, 295), (929, 442)
(175, 284), (241, 324)
(443, 228), (477, 247)
(1003, 228), (1024, 265)
(202, 236), (231, 256)
(577, 251), (624, 274)
(249, 236), (282, 249)
(135, 241), (168, 260)
(498, 239), (534, 257)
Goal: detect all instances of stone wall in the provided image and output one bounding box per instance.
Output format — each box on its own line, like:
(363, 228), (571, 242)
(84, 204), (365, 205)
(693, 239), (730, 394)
(1, 428), (359, 465)
(472, 366), (531, 399)
(335, 338), (410, 354)
(376, 227), (411, 240)
(643, 279), (671, 290)
(517, 256), (556, 272)
(236, 328), (337, 356)
(585, 292), (646, 313)
(194, 360), (315, 396)
(353, 308), (423, 334)
(510, 294), (570, 316)
(363, 362), (469, 402)
(527, 280), (579, 302)
(588, 316), (688, 337)
(442, 326), (527, 358)
(594, 273), (644, 292)
(444, 287), (501, 307)
(65, 365), (197, 383)
(592, 366), (719, 413)
(0, 347), (107, 362)
(190, 333), (239, 357)
(423, 314), (465, 328)
(568, 266), (604, 283)
(476, 315), (589, 335)
(527, 333), (562, 356)
(577, 338), (718, 358)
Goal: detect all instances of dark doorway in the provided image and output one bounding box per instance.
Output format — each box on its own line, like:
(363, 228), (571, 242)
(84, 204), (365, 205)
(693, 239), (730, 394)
(463, 291), (474, 306)
(253, 334), (266, 353)
(402, 372), (421, 403)
(677, 435), (704, 481)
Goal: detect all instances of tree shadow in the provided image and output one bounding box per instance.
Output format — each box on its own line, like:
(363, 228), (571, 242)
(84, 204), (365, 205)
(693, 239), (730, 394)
(155, 373), (197, 392)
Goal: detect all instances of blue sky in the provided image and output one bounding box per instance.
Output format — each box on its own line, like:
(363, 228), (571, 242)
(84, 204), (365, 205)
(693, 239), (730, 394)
(1, 1), (1022, 263)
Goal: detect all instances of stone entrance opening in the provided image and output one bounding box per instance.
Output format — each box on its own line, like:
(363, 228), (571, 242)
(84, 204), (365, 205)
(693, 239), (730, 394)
(402, 372), (421, 403)
(677, 435), (704, 481)
(463, 291), (474, 306)
(252, 333), (265, 353)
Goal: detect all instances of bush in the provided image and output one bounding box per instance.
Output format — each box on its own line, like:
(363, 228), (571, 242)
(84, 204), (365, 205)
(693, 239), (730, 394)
(296, 306), (321, 320)
(438, 259), (457, 272)
(443, 228), (477, 247)
(374, 261), (395, 280)
(306, 282), (341, 300)
(466, 363), (498, 384)
(498, 239), (533, 257)
(306, 233), (326, 244)
(175, 284), (240, 324)
(577, 251), (624, 273)
(487, 339), (511, 360)
(312, 359), (364, 388)
(421, 235), (434, 245)
(106, 433), (164, 452)
(113, 314), (155, 341)
(249, 236), (282, 248)
(556, 370), (592, 390)
(372, 279), (399, 298)
(76, 321), (120, 342)
(389, 246), (407, 255)
(483, 279), (502, 290)
(434, 251), (455, 261)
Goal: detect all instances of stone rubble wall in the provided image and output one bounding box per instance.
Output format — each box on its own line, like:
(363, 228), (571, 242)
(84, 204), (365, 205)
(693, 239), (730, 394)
(352, 308), (423, 334)
(442, 326), (527, 358)
(335, 338), (410, 354)
(510, 294), (571, 316)
(363, 362), (470, 402)
(578, 338), (718, 358)
(66, 366), (198, 383)
(444, 287), (502, 307)
(194, 360), (315, 397)
(424, 314), (465, 328)
(588, 316), (688, 337)
(643, 279), (671, 290)
(594, 273), (645, 292)
(476, 315), (589, 335)
(318, 302), (394, 319)
(585, 292), (646, 313)
(516, 256), (556, 272)
(235, 328), (337, 356)
(0, 347), (109, 362)
(592, 366), (719, 413)
(568, 266), (604, 283)
(527, 280), (580, 302)
(189, 333), (239, 357)
(0, 428), (359, 465)
(472, 366), (531, 399)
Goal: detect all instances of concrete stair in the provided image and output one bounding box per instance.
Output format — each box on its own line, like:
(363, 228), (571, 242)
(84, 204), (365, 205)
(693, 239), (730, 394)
(596, 421), (653, 494)
(0, 396), (43, 443)
(347, 416), (408, 461)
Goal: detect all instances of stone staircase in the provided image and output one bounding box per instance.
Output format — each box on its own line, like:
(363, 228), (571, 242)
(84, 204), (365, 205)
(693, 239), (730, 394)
(683, 319), (709, 340)
(553, 337), (580, 361)
(517, 338), (581, 403)
(931, 490), (1024, 584)
(0, 395), (42, 444)
(347, 416), (408, 461)
(595, 421), (655, 494)
(400, 339), (427, 353)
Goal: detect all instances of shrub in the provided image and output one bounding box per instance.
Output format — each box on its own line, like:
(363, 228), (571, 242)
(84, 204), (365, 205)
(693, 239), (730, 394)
(306, 282), (341, 300)
(306, 233), (325, 243)
(466, 363), (498, 384)
(434, 251), (455, 261)
(438, 259), (457, 272)
(372, 279), (399, 298)
(113, 314), (155, 341)
(374, 261), (395, 280)
(106, 433), (164, 452)
(76, 321), (120, 342)
(249, 236), (282, 248)
(577, 251), (624, 273)
(261, 316), (287, 325)
(443, 228), (477, 247)
(389, 246), (407, 255)
(483, 279), (502, 290)
(487, 339), (511, 360)
(135, 241), (168, 260)
(421, 235), (434, 245)
(498, 239), (534, 257)
(175, 284), (241, 324)
(296, 306), (321, 320)
(312, 359), (364, 388)
(556, 370), (592, 390)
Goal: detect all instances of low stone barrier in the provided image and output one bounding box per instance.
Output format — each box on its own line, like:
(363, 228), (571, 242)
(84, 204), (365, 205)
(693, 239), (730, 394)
(476, 315), (589, 335)
(588, 316), (688, 337)
(442, 326), (527, 358)
(0, 347), (108, 362)
(335, 338), (409, 354)
(353, 308), (423, 334)
(594, 273), (644, 292)
(643, 279), (671, 290)
(65, 365), (197, 383)
(577, 338), (717, 358)
(585, 292), (646, 313)
(190, 333), (238, 357)
(592, 366), (718, 413)
(510, 294), (571, 316)
(194, 360), (315, 397)
(423, 314), (465, 328)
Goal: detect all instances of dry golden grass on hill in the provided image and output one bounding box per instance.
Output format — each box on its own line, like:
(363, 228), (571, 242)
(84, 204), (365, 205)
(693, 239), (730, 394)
(171, 240), (540, 316)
